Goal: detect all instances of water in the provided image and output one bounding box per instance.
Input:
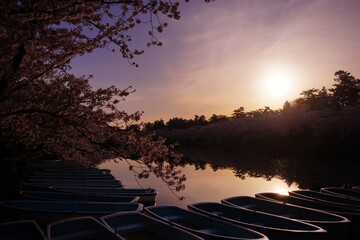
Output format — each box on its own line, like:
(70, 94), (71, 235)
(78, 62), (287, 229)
(100, 147), (360, 208)
(100, 149), (300, 208)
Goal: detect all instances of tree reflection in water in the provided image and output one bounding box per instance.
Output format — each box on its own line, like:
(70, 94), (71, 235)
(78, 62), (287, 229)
(175, 147), (360, 190)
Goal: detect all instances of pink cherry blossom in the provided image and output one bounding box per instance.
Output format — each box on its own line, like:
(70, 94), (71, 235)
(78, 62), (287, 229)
(0, 0), (211, 196)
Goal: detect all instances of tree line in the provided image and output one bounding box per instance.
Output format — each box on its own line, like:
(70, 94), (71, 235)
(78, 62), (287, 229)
(140, 70), (360, 131)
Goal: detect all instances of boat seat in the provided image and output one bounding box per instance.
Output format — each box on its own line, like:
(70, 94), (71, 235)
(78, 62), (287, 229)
(252, 222), (266, 226)
(4, 233), (43, 240)
(198, 228), (219, 234)
(212, 211), (226, 216)
(115, 223), (145, 232)
(53, 230), (96, 240)
(164, 215), (184, 221)
(242, 204), (256, 209)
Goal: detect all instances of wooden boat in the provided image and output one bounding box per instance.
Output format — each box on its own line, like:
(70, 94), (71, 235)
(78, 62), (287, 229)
(255, 191), (360, 238)
(144, 205), (269, 240)
(222, 196), (350, 240)
(321, 187), (360, 201)
(23, 183), (124, 192)
(20, 191), (139, 203)
(25, 179), (123, 187)
(0, 220), (46, 240)
(0, 200), (142, 228)
(28, 177), (119, 182)
(188, 202), (326, 240)
(29, 162), (111, 174)
(47, 216), (124, 240)
(101, 211), (204, 240)
(29, 161), (80, 168)
(37, 168), (112, 174)
(39, 168), (112, 174)
(256, 192), (360, 218)
(52, 186), (158, 203)
(29, 162), (109, 172)
(29, 174), (116, 180)
(31, 171), (112, 177)
(290, 190), (360, 210)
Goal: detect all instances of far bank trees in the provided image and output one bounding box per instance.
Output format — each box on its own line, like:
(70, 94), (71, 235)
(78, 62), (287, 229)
(144, 71), (360, 158)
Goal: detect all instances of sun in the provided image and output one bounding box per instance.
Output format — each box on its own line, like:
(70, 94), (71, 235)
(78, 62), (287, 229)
(266, 76), (289, 96)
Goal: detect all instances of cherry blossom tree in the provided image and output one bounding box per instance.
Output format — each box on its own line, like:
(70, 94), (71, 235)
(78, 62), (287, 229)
(0, 0), (211, 194)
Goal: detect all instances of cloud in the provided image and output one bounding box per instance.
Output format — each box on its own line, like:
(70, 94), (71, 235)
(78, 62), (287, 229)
(71, 0), (360, 122)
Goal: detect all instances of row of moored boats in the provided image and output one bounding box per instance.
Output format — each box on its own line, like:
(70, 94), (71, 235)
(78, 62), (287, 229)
(0, 160), (360, 240)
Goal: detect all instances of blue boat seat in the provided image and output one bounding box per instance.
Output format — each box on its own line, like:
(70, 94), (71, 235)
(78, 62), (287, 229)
(211, 211), (226, 216)
(115, 223), (145, 232)
(164, 215), (184, 221)
(54, 229), (95, 240)
(252, 222), (266, 226)
(242, 204), (256, 209)
(198, 228), (219, 234)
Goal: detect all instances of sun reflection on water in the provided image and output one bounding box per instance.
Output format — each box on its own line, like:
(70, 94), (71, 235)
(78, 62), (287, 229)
(100, 160), (298, 208)
(273, 188), (289, 196)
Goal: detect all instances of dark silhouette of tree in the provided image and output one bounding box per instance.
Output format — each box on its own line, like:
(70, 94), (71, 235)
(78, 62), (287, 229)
(0, 0), (214, 194)
(330, 70), (360, 109)
(232, 107), (245, 119)
(127, 124), (141, 132)
(282, 101), (291, 112)
(153, 119), (166, 129)
(209, 114), (229, 123)
(144, 115), (207, 131)
(247, 106), (278, 118)
(166, 117), (191, 129)
(193, 115), (207, 126)
(292, 71), (359, 111)
(143, 122), (155, 131)
(295, 87), (330, 111)
(144, 119), (167, 131)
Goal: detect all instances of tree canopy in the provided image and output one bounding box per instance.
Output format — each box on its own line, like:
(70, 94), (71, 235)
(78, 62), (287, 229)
(0, 0), (211, 194)
(143, 70), (360, 132)
(330, 70), (360, 109)
(293, 71), (360, 111)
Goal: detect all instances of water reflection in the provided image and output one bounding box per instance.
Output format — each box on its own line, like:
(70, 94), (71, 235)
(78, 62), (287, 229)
(176, 147), (360, 190)
(101, 151), (293, 208)
(100, 147), (359, 208)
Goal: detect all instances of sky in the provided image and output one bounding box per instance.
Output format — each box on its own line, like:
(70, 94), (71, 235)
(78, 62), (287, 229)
(71, 0), (360, 123)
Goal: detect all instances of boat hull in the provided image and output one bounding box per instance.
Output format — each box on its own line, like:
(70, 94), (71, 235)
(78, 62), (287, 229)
(101, 211), (204, 240)
(23, 182), (123, 189)
(256, 192), (360, 239)
(0, 220), (45, 240)
(47, 216), (124, 240)
(37, 168), (111, 174)
(31, 172), (112, 177)
(256, 192), (360, 217)
(20, 191), (139, 203)
(0, 201), (142, 228)
(29, 175), (116, 180)
(52, 186), (157, 204)
(145, 205), (269, 240)
(321, 187), (360, 201)
(222, 196), (350, 240)
(289, 190), (360, 211)
(189, 202), (327, 240)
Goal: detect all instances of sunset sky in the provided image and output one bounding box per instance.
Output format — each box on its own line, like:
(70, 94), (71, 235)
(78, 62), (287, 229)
(71, 0), (360, 123)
